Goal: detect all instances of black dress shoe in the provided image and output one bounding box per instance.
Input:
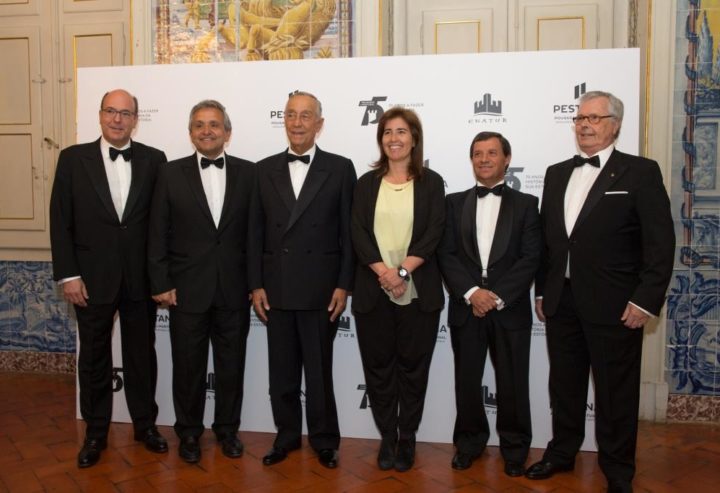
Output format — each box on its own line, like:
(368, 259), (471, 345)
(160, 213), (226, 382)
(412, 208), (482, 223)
(504, 461), (526, 477)
(219, 435), (244, 458)
(377, 436), (396, 471)
(317, 448), (338, 469)
(263, 447), (289, 465)
(179, 436), (201, 463)
(77, 437), (107, 468)
(525, 460), (574, 480)
(451, 452), (480, 470)
(394, 437), (416, 472)
(134, 426), (168, 453)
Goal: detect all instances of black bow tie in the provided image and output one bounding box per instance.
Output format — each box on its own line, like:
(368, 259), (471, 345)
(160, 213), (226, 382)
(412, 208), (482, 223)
(573, 155), (600, 168)
(109, 147), (132, 162)
(288, 154), (310, 164)
(200, 156), (225, 169)
(476, 184), (504, 198)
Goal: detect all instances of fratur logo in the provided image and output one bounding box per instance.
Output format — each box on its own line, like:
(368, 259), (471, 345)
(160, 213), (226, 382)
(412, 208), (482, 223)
(505, 167), (524, 191)
(206, 372), (216, 393)
(112, 367), (124, 392)
(474, 93), (502, 115)
(359, 96), (387, 125)
(338, 315), (351, 332)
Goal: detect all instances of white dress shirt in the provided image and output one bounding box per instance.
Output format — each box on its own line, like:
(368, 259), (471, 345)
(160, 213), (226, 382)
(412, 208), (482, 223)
(197, 152), (227, 227)
(101, 137), (132, 221)
(464, 180), (505, 310)
(288, 145), (316, 198)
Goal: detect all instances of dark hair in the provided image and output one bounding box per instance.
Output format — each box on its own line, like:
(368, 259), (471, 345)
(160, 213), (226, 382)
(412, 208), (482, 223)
(100, 89), (138, 115)
(373, 107), (424, 180)
(469, 131), (511, 158)
(188, 99), (232, 131)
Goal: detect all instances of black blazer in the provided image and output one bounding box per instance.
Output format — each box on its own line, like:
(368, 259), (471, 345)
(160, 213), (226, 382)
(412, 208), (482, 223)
(351, 168), (446, 314)
(50, 138), (166, 303)
(248, 147), (357, 310)
(147, 154), (256, 313)
(438, 186), (541, 328)
(536, 149), (675, 324)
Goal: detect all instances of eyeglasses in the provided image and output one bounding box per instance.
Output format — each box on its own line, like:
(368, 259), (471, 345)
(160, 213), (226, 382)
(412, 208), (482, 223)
(572, 114), (614, 124)
(101, 107), (136, 119)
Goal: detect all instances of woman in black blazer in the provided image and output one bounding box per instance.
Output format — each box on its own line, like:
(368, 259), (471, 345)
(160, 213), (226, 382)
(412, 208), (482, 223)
(351, 107), (445, 472)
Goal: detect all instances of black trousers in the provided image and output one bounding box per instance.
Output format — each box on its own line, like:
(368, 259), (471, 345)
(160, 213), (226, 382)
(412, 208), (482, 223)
(355, 297), (440, 439)
(450, 312), (531, 463)
(75, 284), (158, 439)
(168, 292), (250, 439)
(543, 281), (643, 483)
(266, 308), (340, 451)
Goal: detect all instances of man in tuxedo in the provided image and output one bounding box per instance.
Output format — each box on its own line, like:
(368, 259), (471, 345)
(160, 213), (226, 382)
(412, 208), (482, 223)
(50, 89), (168, 468)
(148, 100), (255, 463)
(528, 91), (675, 493)
(249, 90), (356, 469)
(438, 131), (540, 476)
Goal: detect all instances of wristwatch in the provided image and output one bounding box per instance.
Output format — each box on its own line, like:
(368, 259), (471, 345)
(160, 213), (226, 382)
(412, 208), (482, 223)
(398, 266), (410, 282)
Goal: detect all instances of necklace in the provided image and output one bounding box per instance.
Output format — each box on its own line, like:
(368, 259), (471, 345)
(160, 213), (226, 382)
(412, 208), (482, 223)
(383, 178), (412, 191)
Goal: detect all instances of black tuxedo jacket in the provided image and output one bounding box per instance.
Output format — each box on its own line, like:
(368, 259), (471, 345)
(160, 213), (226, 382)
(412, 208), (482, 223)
(351, 168), (446, 314)
(439, 186), (541, 327)
(50, 138), (166, 303)
(248, 147), (356, 310)
(147, 154), (256, 313)
(536, 149), (675, 324)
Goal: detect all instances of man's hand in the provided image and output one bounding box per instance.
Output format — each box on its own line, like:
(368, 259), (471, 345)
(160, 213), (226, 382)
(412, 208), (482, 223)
(378, 268), (403, 291)
(535, 298), (546, 322)
(63, 278), (89, 307)
(328, 288), (348, 322)
(153, 289), (177, 307)
(621, 303), (649, 329)
(252, 288), (270, 323)
(469, 288), (497, 317)
(390, 283), (407, 299)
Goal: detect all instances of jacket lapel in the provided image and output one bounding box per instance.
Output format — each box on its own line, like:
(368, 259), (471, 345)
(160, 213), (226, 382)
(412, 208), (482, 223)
(121, 140), (146, 223)
(460, 188), (482, 268)
(269, 152), (297, 214)
(181, 155), (216, 228)
(487, 187), (513, 268)
(286, 148), (329, 233)
(217, 158), (237, 232)
(572, 150), (628, 234)
(82, 139), (118, 222)
(553, 160), (575, 239)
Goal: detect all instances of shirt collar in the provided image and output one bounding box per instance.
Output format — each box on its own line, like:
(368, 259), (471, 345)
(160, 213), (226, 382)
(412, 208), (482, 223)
(288, 144), (316, 164)
(578, 144), (614, 168)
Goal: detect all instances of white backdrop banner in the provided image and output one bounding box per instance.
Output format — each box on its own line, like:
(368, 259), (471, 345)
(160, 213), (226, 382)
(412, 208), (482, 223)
(76, 49), (640, 451)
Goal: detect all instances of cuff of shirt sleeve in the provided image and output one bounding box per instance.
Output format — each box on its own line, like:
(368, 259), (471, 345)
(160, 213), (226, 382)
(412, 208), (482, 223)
(464, 286), (479, 305)
(629, 301), (654, 318)
(58, 276), (81, 285)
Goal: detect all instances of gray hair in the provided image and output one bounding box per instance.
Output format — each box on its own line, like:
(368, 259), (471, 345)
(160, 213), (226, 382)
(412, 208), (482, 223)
(288, 90), (323, 117)
(579, 90), (623, 138)
(188, 99), (232, 131)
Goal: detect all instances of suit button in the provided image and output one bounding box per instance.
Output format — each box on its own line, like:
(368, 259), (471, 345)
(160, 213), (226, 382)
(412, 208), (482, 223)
(276, 223), (282, 228)
(217, 240), (221, 245)
(282, 248), (289, 254)
(119, 225), (127, 230)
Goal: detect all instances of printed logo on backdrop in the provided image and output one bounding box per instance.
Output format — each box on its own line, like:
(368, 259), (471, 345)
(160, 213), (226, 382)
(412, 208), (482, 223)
(155, 309), (169, 332)
(336, 315), (355, 339)
(358, 96), (425, 126)
(552, 82), (587, 124)
(270, 108), (286, 129)
(469, 93), (507, 124)
(532, 320), (546, 337)
(483, 385), (498, 415)
(357, 384), (370, 409)
(436, 323), (449, 343)
(586, 401), (595, 422)
(138, 108), (159, 123)
(112, 367), (124, 392)
(206, 372), (216, 400)
(504, 167), (524, 191)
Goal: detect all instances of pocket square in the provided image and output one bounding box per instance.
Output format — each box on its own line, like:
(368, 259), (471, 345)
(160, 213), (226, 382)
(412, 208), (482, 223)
(605, 191), (628, 195)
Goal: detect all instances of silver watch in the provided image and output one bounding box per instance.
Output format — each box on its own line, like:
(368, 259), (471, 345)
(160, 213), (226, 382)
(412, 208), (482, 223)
(398, 266), (410, 281)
